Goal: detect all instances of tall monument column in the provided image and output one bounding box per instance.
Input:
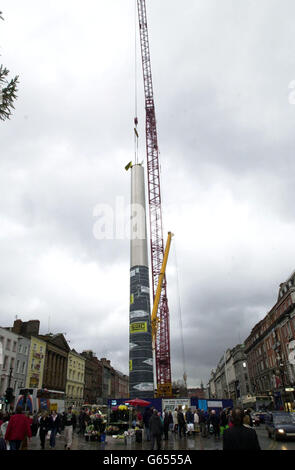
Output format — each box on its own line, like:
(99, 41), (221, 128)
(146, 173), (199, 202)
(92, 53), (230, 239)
(129, 163), (154, 398)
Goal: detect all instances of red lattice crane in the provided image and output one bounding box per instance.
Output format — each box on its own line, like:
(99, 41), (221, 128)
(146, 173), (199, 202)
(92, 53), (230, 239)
(136, 0), (172, 397)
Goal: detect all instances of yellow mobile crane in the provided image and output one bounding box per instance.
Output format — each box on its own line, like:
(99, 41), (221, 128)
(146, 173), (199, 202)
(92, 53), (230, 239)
(151, 232), (173, 397)
(151, 232), (188, 397)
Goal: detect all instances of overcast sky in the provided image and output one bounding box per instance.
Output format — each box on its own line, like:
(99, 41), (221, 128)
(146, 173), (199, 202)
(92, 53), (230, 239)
(1, 0), (295, 388)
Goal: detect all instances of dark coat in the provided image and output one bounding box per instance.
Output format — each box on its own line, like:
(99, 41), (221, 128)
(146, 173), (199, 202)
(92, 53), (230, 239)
(62, 412), (76, 428)
(48, 414), (61, 432)
(149, 414), (163, 435)
(177, 411), (185, 425)
(223, 425), (261, 450)
(185, 411), (194, 424)
(39, 416), (50, 434)
(143, 408), (152, 427)
(163, 413), (170, 430)
(220, 411), (228, 427)
(209, 413), (220, 428)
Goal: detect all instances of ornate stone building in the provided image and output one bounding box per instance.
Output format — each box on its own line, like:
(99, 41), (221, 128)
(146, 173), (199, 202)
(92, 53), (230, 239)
(208, 344), (251, 406)
(39, 333), (70, 393)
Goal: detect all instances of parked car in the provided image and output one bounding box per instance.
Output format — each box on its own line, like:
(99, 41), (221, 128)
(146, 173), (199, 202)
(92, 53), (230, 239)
(265, 412), (295, 440)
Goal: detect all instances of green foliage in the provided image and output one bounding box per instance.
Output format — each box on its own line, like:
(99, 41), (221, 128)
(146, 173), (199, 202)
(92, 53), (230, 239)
(0, 11), (19, 121)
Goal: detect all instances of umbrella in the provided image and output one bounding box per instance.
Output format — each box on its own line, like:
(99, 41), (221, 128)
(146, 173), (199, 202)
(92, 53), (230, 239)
(124, 398), (151, 407)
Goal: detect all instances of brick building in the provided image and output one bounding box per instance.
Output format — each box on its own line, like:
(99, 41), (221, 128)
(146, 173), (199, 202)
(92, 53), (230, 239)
(81, 350), (102, 404)
(244, 271), (295, 410)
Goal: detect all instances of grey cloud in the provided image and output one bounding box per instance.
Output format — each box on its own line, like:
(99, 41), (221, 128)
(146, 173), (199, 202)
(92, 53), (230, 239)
(1, 0), (295, 388)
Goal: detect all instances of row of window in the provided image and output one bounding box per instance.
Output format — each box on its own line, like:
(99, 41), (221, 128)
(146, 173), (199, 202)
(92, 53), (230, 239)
(32, 343), (44, 353)
(2, 356), (27, 374)
(69, 359), (84, 371)
(0, 338), (44, 356)
(68, 369), (84, 382)
(250, 317), (295, 363)
(66, 385), (84, 398)
(247, 287), (294, 347)
(18, 344), (29, 355)
(0, 337), (18, 353)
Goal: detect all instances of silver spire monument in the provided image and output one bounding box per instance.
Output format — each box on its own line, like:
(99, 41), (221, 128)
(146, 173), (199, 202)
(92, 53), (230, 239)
(128, 163), (154, 398)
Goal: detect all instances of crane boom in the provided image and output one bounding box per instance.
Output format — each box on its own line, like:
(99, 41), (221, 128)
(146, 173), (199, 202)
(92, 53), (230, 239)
(151, 232), (173, 345)
(136, 0), (172, 397)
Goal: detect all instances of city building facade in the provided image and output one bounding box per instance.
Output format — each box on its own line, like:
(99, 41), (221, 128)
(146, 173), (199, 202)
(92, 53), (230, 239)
(81, 350), (102, 404)
(25, 336), (47, 389)
(244, 271), (295, 410)
(209, 344), (251, 406)
(1, 318), (130, 408)
(0, 327), (19, 401)
(40, 333), (70, 393)
(114, 370), (129, 399)
(65, 349), (86, 409)
(15, 335), (30, 391)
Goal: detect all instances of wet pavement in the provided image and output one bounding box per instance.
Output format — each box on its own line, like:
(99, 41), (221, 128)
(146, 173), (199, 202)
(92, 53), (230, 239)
(27, 430), (223, 451)
(24, 426), (295, 451)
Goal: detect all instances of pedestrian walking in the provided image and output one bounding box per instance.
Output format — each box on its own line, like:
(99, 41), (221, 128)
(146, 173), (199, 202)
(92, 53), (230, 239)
(163, 411), (170, 440)
(62, 407), (76, 450)
(185, 408), (194, 436)
(0, 413), (7, 450)
(223, 407), (261, 450)
(177, 407), (186, 438)
(1, 415), (9, 447)
(209, 410), (220, 440)
(5, 406), (32, 451)
(227, 409), (234, 428)
(168, 411), (174, 432)
(78, 410), (86, 435)
(39, 411), (50, 450)
(48, 410), (61, 449)
(31, 411), (39, 437)
(194, 410), (200, 433)
(199, 410), (209, 437)
(143, 407), (152, 441)
(220, 409), (229, 436)
(173, 408), (178, 433)
(149, 409), (163, 450)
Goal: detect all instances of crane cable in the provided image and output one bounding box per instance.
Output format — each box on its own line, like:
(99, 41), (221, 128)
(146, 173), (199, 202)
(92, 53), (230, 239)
(173, 237), (188, 390)
(134, 0), (139, 164)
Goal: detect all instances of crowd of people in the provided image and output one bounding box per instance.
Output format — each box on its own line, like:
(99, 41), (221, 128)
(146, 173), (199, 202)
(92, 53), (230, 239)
(139, 405), (260, 450)
(0, 405), (109, 451)
(0, 404), (261, 451)
(0, 405), (80, 450)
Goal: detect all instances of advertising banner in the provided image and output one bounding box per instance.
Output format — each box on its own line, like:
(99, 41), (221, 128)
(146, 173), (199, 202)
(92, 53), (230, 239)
(130, 322), (147, 333)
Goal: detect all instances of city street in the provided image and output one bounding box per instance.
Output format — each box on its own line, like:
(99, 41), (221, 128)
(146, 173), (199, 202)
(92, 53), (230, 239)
(24, 425), (295, 451)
